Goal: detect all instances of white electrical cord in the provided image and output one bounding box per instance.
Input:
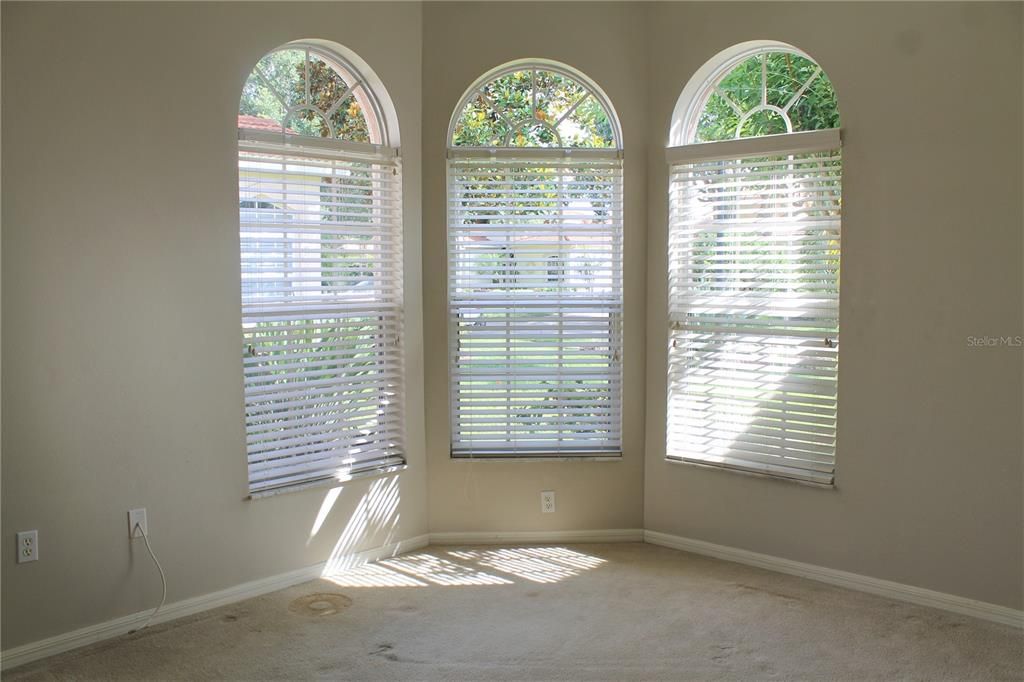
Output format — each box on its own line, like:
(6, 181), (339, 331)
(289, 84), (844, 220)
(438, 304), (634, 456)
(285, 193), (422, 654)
(131, 522), (167, 632)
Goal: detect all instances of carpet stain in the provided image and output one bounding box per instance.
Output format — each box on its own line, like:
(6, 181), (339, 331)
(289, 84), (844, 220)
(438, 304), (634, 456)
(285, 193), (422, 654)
(221, 615), (238, 623)
(711, 644), (735, 662)
(369, 642), (428, 665)
(370, 643), (398, 661)
(288, 593), (352, 617)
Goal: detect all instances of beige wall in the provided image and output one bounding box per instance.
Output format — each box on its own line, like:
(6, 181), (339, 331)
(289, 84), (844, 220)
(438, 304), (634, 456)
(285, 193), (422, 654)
(1, 2), (426, 649)
(421, 2), (647, 534)
(644, 2), (1024, 610)
(2, 0), (1021, 654)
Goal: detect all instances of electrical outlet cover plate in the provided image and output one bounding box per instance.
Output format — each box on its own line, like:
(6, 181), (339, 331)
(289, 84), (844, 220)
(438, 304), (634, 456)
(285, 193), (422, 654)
(541, 490), (556, 513)
(128, 508), (148, 538)
(17, 530), (38, 563)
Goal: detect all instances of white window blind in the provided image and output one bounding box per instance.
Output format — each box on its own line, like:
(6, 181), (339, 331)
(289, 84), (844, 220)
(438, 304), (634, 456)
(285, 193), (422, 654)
(448, 153), (623, 456)
(239, 133), (404, 495)
(667, 131), (841, 484)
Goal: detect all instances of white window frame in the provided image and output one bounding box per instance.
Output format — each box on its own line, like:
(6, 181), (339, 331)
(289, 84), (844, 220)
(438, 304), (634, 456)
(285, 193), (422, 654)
(666, 43), (842, 486)
(446, 60), (625, 460)
(238, 41), (405, 497)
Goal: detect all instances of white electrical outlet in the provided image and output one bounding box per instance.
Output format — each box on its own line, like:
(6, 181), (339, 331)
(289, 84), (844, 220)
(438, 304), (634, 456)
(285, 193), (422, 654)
(16, 530), (38, 563)
(128, 508), (148, 539)
(541, 490), (556, 513)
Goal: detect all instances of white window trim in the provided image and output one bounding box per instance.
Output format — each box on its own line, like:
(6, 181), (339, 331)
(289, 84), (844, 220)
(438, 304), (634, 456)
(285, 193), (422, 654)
(665, 42), (842, 487)
(665, 456), (835, 489)
(669, 40), (818, 147)
(240, 128), (398, 162)
(665, 128), (840, 165)
(446, 60), (625, 460)
(238, 41), (406, 496)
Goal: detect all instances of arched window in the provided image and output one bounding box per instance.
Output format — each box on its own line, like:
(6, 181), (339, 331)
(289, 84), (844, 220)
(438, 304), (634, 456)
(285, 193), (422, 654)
(665, 43), (842, 485)
(238, 42), (404, 496)
(447, 61), (623, 457)
(239, 43), (391, 144)
(674, 46), (840, 144)
(449, 64), (619, 148)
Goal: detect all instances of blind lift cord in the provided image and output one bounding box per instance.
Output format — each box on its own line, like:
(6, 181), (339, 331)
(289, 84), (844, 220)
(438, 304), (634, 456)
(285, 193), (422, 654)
(130, 522), (168, 633)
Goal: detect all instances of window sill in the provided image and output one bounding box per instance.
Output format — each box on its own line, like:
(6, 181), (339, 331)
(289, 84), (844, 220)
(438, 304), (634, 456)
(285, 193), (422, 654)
(247, 462), (408, 500)
(665, 456), (835, 489)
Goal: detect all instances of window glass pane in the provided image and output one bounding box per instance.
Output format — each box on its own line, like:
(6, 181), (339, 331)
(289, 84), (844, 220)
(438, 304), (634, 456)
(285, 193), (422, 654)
(452, 67), (617, 148)
(286, 108), (331, 138)
(764, 53), (819, 109)
(695, 92), (739, 143)
(481, 70), (534, 127)
(240, 47), (382, 144)
(307, 55), (347, 110)
(452, 93), (512, 147)
(789, 72), (840, 133)
(254, 49), (307, 111)
(716, 57), (761, 112)
(739, 109), (789, 137)
(694, 51), (840, 142)
(510, 121), (559, 147)
(535, 71), (588, 123)
(240, 70), (288, 131)
(558, 96), (615, 148)
(330, 88), (372, 142)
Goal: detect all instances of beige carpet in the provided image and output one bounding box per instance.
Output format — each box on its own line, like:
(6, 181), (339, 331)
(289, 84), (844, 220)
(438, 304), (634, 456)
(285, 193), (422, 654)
(7, 543), (1022, 680)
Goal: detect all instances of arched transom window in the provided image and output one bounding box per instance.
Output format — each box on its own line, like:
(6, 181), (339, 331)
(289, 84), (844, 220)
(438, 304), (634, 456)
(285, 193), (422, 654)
(239, 44), (388, 145)
(691, 49), (840, 142)
(447, 61), (624, 458)
(665, 43), (842, 486)
(450, 64), (620, 148)
(237, 42), (404, 496)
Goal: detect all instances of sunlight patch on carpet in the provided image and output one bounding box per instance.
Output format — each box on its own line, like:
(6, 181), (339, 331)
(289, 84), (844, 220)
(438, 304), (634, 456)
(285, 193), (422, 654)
(323, 546), (606, 587)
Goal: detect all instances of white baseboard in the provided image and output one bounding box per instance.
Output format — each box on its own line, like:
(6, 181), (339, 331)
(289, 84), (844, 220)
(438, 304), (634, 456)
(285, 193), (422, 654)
(429, 528), (644, 545)
(5, 527), (1020, 671)
(643, 530), (1023, 629)
(0, 533), (430, 672)
(322, 533), (431, 575)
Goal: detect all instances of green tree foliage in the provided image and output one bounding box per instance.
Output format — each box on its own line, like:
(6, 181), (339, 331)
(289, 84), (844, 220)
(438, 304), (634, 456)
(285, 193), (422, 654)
(696, 52), (840, 142)
(239, 49), (371, 141)
(451, 69), (614, 148)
